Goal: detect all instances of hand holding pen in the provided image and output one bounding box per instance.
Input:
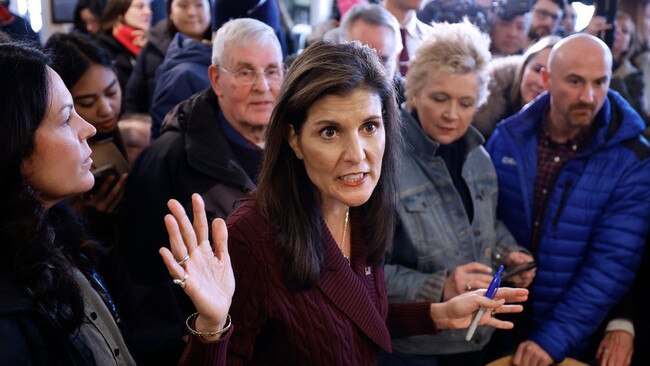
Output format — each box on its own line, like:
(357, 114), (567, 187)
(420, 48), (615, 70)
(429, 275), (528, 331)
(466, 265), (504, 341)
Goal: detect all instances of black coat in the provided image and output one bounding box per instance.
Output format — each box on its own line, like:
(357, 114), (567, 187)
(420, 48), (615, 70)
(95, 31), (136, 96)
(116, 88), (255, 365)
(0, 275), (90, 365)
(123, 20), (173, 114)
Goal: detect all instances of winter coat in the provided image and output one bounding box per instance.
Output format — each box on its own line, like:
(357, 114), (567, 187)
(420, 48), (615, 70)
(123, 19), (173, 114)
(149, 32), (211, 139)
(117, 87), (254, 365)
(486, 91), (650, 362)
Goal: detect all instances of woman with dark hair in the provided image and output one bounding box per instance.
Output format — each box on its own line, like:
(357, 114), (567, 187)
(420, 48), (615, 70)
(473, 35), (561, 139)
(164, 40), (529, 365)
(123, 0), (212, 114)
(96, 0), (151, 93)
(73, 0), (106, 35)
(45, 32), (130, 288)
(0, 42), (233, 365)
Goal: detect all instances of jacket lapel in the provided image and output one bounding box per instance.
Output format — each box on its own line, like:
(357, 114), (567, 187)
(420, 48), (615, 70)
(316, 216), (392, 351)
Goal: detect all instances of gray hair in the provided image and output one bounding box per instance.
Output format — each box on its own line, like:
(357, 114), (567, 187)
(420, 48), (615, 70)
(211, 18), (282, 67)
(341, 3), (402, 54)
(405, 20), (492, 109)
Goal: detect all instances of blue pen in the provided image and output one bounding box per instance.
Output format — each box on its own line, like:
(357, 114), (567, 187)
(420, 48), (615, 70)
(465, 264), (504, 341)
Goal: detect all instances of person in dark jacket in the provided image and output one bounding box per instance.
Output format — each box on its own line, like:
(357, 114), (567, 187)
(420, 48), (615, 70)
(123, 0), (212, 115)
(214, 0), (287, 56)
(0, 0), (39, 45)
(73, 0), (106, 35)
(96, 0), (152, 93)
(149, 31), (210, 139)
(0, 42), (232, 366)
(486, 34), (650, 365)
(116, 18), (283, 365)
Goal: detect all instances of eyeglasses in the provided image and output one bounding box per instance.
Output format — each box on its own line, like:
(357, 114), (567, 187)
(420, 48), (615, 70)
(532, 8), (560, 22)
(219, 65), (284, 86)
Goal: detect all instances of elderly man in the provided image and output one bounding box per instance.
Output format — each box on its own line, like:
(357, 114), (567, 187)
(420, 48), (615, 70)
(486, 34), (650, 365)
(116, 18), (283, 365)
(528, 0), (565, 43)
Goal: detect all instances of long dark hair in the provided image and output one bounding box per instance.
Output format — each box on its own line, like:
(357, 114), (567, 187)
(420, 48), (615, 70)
(72, 0), (106, 34)
(0, 43), (100, 332)
(256, 41), (402, 288)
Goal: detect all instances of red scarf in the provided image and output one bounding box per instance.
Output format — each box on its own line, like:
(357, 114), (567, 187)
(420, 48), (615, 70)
(0, 4), (16, 25)
(113, 23), (142, 55)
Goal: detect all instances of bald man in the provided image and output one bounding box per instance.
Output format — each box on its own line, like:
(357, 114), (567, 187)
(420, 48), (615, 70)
(486, 34), (650, 365)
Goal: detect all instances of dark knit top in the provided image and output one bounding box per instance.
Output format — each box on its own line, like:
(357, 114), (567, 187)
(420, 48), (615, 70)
(187, 199), (435, 365)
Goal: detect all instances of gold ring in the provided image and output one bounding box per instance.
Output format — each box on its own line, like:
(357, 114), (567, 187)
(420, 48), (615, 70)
(173, 273), (189, 288)
(176, 255), (190, 266)
(466, 283), (472, 291)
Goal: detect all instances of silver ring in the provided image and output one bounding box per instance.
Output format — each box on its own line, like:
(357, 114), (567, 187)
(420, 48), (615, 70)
(173, 273), (189, 288)
(176, 255), (190, 266)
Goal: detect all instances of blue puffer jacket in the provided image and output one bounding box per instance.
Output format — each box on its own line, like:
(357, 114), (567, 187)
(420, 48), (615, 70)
(486, 91), (650, 362)
(150, 33), (211, 139)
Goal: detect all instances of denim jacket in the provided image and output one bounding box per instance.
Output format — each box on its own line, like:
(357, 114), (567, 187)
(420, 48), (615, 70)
(385, 109), (524, 355)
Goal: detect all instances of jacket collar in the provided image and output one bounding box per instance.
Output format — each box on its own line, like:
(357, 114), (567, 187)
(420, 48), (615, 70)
(500, 91), (645, 152)
(402, 108), (484, 162)
(316, 209), (392, 351)
(182, 88), (256, 190)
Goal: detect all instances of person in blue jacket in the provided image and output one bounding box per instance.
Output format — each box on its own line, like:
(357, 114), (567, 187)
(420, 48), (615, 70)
(486, 33), (650, 365)
(149, 32), (211, 139)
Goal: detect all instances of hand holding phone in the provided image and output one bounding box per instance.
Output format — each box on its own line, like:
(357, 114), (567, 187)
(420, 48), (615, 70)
(502, 261), (536, 282)
(90, 164), (119, 195)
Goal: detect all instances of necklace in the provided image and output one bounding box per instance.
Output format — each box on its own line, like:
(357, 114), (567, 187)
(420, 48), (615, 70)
(340, 206), (350, 264)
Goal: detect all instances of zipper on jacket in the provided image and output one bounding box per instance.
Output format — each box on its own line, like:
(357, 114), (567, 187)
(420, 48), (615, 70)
(552, 179), (573, 228)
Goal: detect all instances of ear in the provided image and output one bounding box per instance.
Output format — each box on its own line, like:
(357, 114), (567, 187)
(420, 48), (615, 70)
(541, 67), (550, 87)
(287, 124), (304, 160)
(208, 65), (223, 97)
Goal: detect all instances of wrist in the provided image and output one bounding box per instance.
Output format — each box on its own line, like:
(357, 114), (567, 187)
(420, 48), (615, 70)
(429, 302), (448, 329)
(186, 313), (231, 342)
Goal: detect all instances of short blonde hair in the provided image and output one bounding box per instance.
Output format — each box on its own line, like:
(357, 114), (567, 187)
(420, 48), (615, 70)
(405, 20), (492, 109)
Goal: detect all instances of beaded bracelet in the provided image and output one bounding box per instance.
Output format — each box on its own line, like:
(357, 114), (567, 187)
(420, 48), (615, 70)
(186, 312), (232, 337)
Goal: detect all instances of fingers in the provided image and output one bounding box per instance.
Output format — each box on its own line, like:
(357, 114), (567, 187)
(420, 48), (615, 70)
(167, 199), (199, 253)
(164, 213), (189, 260)
(191, 194), (209, 245)
(494, 287), (529, 303)
(211, 218), (229, 261)
(159, 246), (188, 288)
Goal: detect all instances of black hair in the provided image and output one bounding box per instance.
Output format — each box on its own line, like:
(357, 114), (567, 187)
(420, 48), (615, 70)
(0, 43), (100, 332)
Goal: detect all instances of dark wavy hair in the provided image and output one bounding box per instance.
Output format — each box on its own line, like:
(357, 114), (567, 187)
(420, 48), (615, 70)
(0, 43), (100, 332)
(45, 32), (114, 90)
(72, 0), (106, 34)
(255, 41), (402, 288)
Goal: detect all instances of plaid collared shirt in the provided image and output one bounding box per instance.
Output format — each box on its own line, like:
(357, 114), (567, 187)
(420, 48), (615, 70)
(531, 118), (592, 249)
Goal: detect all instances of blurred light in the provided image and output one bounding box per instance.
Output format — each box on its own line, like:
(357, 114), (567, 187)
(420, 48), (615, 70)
(572, 1), (595, 32)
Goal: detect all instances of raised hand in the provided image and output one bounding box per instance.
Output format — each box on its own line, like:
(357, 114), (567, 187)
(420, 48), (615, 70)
(159, 193), (235, 341)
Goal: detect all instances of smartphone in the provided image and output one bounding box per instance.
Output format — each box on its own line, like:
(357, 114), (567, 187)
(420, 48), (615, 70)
(90, 164), (119, 195)
(501, 261), (536, 281)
